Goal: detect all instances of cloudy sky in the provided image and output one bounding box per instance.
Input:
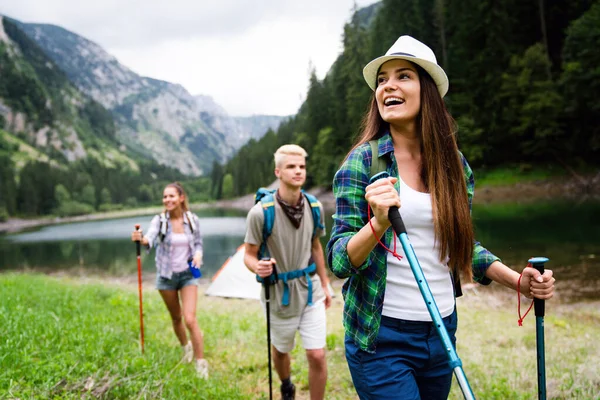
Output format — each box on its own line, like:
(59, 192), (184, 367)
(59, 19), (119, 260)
(1, 0), (378, 116)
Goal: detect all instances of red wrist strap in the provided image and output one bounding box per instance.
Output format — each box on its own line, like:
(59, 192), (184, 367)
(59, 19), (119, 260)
(367, 206), (403, 262)
(517, 262), (534, 326)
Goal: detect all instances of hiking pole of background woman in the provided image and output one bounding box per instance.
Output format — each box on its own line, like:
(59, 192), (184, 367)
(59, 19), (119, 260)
(371, 171), (476, 400)
(262, 257), (278, 400)
(530, 257), (549, 400)
(134, 224), (145, 354)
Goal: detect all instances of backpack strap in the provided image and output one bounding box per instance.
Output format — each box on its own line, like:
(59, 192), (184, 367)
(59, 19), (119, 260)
(185, 210), (196, 233)
(258, 192), (276, 259)
(257, 263), (317, 306)
(369, 140), (387, 178)
(159, 212), (168, 242)
(303, 192), (324, 240)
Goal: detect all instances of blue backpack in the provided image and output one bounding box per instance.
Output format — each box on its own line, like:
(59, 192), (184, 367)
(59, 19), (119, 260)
(254, 188), (324, 259)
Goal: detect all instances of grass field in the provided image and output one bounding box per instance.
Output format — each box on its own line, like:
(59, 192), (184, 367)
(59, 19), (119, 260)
(0, 273), (598, 399)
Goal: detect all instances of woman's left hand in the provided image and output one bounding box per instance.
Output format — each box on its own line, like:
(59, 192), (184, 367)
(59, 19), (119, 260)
(193, 254), (203, 268)
(519, 268), (555, 300)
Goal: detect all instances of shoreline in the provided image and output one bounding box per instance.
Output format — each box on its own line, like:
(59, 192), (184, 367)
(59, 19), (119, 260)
(2, 174), (598, 234)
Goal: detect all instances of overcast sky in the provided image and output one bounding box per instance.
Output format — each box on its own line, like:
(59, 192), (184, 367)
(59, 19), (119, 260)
(1, 0), (378, 116)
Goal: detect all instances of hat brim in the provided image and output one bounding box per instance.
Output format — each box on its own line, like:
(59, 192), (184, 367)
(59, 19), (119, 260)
(363, 55), (449, 97)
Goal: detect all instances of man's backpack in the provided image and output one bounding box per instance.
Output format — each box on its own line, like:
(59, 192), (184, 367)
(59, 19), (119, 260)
(254, 188), (324, 259)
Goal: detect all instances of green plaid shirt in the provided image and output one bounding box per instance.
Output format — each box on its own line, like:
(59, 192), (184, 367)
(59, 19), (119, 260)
(326, 133), (500, 353)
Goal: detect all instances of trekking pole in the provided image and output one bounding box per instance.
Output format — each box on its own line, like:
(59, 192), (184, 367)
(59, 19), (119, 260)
(370, 172), (475, 400)
(262, 258), (278, 400)
(134, 224), (145, 354)
(529, 257), (549, 400)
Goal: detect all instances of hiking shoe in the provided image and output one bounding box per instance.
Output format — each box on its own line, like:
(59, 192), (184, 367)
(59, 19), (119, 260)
(182, 342), (193, 363)
(281, 382), (295, 400)
(195, 359), (209, 379)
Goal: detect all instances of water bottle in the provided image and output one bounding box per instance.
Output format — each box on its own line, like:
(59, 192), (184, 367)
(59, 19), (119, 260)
(188, 257), (202, 278)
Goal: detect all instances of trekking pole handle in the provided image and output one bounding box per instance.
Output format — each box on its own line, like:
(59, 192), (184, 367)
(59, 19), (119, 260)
(261, 257), (277, 300)
(135, 224), (141, 255)
(529, 257), (548, 317)
(369, 172), (407, 234)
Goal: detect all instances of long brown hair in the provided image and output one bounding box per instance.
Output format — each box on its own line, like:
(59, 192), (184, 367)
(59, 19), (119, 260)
(164, 182), (189, 213)
(348, 64), (474, 282)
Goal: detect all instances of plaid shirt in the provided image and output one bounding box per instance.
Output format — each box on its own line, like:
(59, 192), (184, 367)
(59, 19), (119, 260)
(326, 133), (500, 353)
(145, 212), (203, 279)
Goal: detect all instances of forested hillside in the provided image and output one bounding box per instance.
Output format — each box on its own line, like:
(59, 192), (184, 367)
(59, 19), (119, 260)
(0, 17), (207, 220)
(216, 0), (599, 198)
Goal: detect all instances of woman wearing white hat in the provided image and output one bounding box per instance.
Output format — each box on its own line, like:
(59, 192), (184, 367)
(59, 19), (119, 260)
(326, 35), (555, 399)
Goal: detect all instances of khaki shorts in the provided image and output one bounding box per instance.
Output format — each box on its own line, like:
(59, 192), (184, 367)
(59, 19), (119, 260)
(266, 300), (326, 353)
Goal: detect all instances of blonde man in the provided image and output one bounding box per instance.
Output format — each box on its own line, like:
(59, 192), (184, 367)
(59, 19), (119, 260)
(244, 144), (331, 400)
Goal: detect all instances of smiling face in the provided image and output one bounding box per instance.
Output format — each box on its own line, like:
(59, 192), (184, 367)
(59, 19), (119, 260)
(375, 59), (421, 130)
(162, 186), (184, 213)
(275, 154), (306, 190)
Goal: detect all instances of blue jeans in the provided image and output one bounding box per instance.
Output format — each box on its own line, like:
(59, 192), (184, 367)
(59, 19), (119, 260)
(345, 310), (458, 400)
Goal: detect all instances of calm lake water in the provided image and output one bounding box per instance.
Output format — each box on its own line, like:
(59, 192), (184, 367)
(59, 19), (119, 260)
(1, 201), (599, 302)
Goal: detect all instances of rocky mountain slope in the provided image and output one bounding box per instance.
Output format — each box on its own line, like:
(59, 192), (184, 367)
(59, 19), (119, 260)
(0, 16), (137, 172)
(14, 19), (285, 175)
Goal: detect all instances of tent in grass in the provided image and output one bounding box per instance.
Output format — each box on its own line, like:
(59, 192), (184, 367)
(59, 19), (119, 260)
(206, 245), (335, 300)
(206, 245), (260, 300)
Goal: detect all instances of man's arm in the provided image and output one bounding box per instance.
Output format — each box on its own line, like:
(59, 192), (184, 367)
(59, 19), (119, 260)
(312, 237), (331, 309)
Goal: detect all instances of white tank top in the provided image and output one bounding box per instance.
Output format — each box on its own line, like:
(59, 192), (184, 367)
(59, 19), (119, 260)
(170, 233), (191, 273)
(382, 177), (455, 321)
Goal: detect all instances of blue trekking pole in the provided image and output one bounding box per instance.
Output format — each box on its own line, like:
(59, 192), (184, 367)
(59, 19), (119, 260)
(529, 257), (549, 400)
(371, 172), (475, 400)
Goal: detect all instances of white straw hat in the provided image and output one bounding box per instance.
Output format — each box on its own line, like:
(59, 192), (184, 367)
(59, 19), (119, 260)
(363, 35), (448, 97)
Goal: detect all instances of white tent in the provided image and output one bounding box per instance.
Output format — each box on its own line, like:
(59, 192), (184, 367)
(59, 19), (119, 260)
(206, 245), (335, 300)
(206, 245), (261, 300)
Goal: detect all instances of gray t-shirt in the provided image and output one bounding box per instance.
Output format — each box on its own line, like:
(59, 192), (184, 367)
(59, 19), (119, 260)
(245, 196), (326, 318)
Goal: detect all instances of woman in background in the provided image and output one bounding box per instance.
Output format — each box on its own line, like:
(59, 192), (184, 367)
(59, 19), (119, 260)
(131, 182), (208, 379)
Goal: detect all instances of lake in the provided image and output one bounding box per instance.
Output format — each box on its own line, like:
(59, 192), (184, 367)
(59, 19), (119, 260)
(1, 201), (598, 302)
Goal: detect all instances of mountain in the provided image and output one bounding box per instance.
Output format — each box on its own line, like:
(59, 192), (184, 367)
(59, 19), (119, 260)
(14, 20), (286, 175)
(195, 95), (289, 147)
(0, 16), (137, 171)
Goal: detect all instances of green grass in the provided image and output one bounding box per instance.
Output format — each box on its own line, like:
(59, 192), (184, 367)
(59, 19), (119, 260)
(475, 166), (561, 187)
(1, 273), (598, 399)
(450, 289), (600, 399)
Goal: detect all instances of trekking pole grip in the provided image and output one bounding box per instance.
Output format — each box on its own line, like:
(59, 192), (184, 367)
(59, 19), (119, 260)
(368, 171), (407, 235)
(529, 257), (548, 317)
(135, 224), (141, 255)
(262, 258), (276, 300)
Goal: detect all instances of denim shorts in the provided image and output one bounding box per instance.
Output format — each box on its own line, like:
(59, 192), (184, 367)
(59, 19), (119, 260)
(155, 269), (199, 291)
(345, 309), (458, 400)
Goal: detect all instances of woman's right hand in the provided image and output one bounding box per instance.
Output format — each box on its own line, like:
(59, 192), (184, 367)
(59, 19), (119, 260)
(365, 177), (401, 227)
(131, 230), (143, 243)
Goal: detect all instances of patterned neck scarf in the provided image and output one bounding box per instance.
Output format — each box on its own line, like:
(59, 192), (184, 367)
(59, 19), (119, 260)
(276, 190), (304, 229)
